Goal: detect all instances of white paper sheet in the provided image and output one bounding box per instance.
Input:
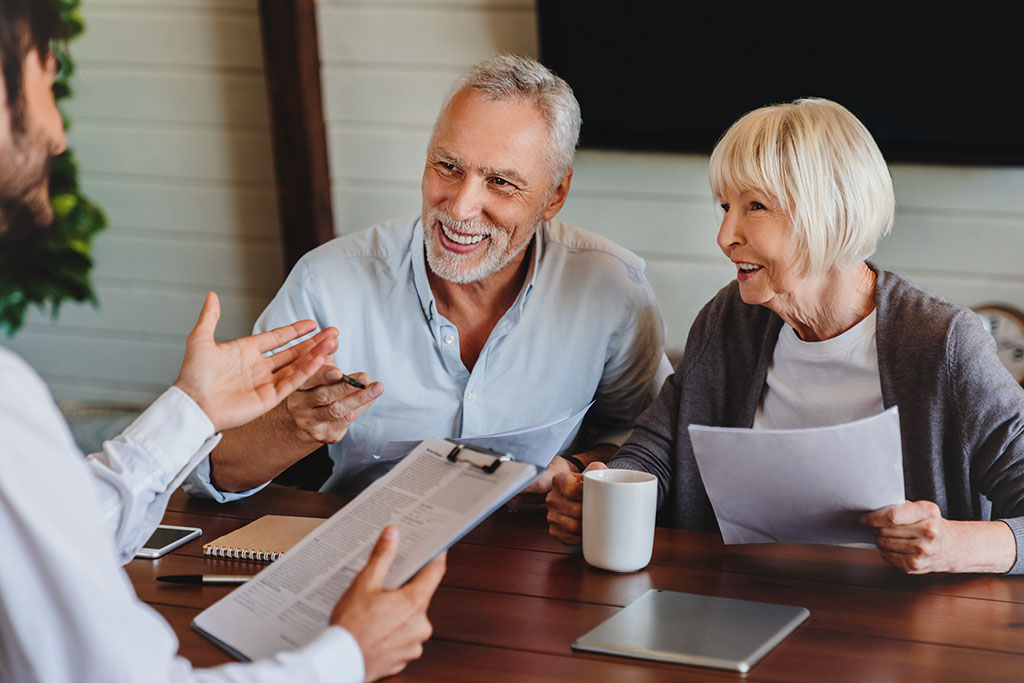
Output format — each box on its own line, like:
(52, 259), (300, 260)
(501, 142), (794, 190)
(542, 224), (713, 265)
(688, 407), (905, 545)
(374, 401), (594, 468)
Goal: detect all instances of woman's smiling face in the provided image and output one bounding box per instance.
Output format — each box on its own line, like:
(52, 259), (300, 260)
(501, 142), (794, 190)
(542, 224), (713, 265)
(715, 187), (806, 309)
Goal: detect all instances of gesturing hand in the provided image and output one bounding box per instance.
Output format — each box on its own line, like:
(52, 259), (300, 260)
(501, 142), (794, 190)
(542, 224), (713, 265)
(332, 527), (446, 681)
(173, 292), (339, 433)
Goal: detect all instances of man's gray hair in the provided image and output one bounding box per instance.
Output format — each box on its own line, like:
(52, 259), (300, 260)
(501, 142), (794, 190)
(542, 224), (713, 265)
(437, 55), (581, 183)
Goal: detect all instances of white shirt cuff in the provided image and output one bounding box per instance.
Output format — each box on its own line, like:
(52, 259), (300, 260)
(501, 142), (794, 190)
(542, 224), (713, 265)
(301, 626), (365, 683)
(118, 387), (219, 486)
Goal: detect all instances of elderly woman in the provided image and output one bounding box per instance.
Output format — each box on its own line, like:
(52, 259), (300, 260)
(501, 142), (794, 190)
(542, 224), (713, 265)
(547, 98), (1024, 574)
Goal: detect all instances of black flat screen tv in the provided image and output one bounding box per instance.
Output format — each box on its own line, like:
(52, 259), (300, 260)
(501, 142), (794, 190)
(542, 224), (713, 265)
(538, 2), (1023, 165)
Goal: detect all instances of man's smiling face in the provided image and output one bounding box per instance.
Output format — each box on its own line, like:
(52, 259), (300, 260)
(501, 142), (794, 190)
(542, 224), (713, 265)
(420, 87), (559, 285)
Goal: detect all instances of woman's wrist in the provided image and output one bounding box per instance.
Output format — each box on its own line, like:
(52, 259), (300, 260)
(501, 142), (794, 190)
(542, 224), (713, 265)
(950, 520), (1017, 573)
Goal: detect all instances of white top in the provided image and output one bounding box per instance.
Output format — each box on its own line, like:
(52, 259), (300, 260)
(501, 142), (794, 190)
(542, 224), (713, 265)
(186, 215), (670, 498)
(0, 346), (364, 683)
(754, 310), (884, 429)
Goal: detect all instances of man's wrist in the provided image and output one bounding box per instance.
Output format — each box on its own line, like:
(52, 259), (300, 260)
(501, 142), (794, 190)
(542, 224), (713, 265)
(561, 454), (585, 473)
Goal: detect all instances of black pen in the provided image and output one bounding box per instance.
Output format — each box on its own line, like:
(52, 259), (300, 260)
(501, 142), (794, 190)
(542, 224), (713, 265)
(339, 374), (366, 389)
(156, 574), (252, 585)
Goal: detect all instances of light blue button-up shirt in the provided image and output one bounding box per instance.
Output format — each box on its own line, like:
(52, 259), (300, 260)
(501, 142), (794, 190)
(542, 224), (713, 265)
(186, 215), (669, 498)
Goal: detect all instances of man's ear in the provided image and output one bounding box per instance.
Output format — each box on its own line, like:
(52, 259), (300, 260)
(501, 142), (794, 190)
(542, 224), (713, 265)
(541, 168), (573, 221)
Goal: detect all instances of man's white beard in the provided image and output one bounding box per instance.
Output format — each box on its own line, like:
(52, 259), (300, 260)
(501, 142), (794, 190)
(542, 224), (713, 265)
(423, 210), (536, 284)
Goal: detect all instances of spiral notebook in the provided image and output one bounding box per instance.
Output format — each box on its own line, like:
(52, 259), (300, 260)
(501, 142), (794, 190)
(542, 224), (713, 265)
(202, 515), (325, 562)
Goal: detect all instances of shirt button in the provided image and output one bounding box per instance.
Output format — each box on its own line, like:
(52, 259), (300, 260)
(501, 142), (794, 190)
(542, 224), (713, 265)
(467, 391), (477, 402)
(444, 334), (455, 345)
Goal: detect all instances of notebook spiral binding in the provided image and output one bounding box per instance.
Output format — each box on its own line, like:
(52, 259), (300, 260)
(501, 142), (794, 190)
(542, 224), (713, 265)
(202, 545), (285, 562)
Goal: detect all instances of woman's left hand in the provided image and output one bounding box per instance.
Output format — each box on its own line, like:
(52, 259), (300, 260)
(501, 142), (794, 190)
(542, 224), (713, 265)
(860, 501), (1016, 574)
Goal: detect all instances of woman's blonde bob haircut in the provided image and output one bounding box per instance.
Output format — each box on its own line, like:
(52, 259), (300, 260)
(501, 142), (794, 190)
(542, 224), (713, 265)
(709, 98), (894, 277)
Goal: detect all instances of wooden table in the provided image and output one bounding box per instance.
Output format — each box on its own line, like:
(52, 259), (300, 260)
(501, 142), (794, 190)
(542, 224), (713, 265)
(128, 487), (1024, 681)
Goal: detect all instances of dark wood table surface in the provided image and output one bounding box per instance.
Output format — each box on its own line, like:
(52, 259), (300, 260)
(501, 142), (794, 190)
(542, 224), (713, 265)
(128, 487), (1024, 681)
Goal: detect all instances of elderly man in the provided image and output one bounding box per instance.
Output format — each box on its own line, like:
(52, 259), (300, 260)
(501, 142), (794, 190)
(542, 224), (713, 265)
(187, 55), (670, 500)
(1, 2), (442, 680)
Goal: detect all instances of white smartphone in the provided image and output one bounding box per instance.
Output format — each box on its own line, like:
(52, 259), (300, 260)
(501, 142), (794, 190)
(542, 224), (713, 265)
(135, 524), (202, 559)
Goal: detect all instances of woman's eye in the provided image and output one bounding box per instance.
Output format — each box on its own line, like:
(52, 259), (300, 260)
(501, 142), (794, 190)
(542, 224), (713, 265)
(751, 201), (766, 210)
(720, 203), (730, 212)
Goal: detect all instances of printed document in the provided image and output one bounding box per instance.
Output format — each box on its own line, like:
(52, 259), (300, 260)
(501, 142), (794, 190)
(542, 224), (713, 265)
(192, 437), (539, 660)
(374, 401), (594, 468)
(688, 407), (904, 545)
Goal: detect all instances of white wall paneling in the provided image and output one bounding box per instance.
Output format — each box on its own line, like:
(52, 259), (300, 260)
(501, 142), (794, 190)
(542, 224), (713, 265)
(317, 6), (537, 67)
(68, 68), (269, 127)
(78, 178), (279, 240)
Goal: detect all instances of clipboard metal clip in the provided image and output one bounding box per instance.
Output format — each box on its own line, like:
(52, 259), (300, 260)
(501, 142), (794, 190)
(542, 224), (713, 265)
(446, 444), (513, 474)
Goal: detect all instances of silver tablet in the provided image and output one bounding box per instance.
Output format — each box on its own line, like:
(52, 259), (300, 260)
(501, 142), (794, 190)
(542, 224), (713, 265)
(572, 589), (809, 673)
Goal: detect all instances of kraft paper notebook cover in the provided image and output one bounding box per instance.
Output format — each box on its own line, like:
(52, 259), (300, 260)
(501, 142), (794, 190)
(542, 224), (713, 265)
(202, 515), (325, 562)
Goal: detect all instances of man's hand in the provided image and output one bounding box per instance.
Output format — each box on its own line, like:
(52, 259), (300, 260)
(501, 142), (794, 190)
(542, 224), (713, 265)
(331, 527), (446, 681)
(860, 500), (1016, 574)
(546, 461), (607, 545)
(506, 456), (573, 511)
(173, 292), (338, 433)
(285, 365), (383, 445)
(518, 455), (573, 497)
(514, 445), (618, 505)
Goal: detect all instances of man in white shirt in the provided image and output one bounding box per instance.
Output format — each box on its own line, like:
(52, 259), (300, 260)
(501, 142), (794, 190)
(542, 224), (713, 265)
(191, 55), (671, 500)
(0, 2), (443, 680)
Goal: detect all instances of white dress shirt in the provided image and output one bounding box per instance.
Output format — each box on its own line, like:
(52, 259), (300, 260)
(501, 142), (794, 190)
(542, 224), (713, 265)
(186, 215), (670, 498)
(0, 346), (364, 682)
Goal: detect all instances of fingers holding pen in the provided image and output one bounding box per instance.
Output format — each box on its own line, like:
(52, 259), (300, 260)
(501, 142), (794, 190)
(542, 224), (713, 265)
(287, 370), (383, 444)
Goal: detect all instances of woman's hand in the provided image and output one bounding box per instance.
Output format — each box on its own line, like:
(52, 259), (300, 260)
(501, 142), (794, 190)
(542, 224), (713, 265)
(173, 292), (339, 433)
(861, 500), (1016, 574)
(546, 461), (607, 545)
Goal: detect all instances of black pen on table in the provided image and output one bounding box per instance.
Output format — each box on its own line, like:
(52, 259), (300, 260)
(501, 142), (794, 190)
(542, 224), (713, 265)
(157, 574), (252, 585)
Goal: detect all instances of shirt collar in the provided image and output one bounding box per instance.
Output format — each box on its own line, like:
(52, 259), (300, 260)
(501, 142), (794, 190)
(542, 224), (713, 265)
(409, 216), (437, 321)
(514, 221), (544, 312)
(410, 217), (547, 321)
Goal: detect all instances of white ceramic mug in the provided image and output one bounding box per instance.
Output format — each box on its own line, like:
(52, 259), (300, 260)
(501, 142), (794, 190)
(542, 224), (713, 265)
(582, 469), (657, 572)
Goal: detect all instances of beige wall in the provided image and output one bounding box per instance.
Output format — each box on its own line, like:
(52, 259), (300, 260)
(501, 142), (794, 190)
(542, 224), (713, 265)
(10, 0), (1024, 403)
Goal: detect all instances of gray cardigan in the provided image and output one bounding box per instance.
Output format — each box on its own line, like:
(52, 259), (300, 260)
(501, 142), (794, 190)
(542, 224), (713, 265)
(610, 266), (1024, 574)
